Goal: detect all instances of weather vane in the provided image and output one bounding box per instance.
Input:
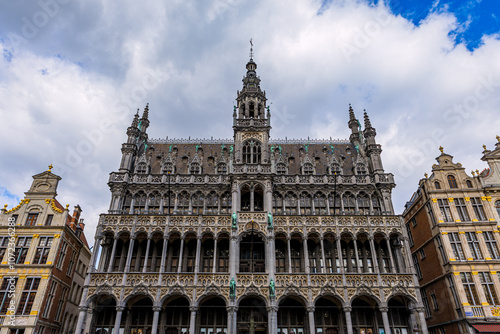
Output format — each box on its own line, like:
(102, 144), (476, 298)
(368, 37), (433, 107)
(249, 38), (253, 59)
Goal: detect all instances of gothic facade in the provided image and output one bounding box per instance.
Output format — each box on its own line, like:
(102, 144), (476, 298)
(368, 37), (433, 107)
(76, 56), (429, 334)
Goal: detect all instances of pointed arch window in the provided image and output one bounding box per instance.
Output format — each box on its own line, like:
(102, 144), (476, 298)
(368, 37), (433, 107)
(434, 182), (441, 189)
(137, 162), (147, 174)
(189, 162), (201, 174)
(242, 140), (262, 164)
(276, 163), (286, 175)
(217, 162), (228, 174)
(303, 163), (314, 175)
(448, 175), (458, 188)
(466, 180), (473, 188)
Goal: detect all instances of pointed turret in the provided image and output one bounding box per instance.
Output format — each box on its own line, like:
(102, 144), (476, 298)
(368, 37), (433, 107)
(348, 104), (362, 147)
(363, 110), (384, 173)
(140, 103), (150, 133)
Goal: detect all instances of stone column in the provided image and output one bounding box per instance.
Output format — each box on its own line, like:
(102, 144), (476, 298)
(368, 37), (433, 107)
(113, 306), (125, 334)
(303, 238), (310, 274)
(107, 236), (119, 272)
(195, 235), (202, 273)
(417, 307), (429, 334)
(151, 306), (162, 334)
(344, 306), (353, 334)
(353, 238), (361, 273)
(92, 235), (103, 272)
(337, 237), (344, 274)
(250, 184), (255, 211)
(178, 237), (185, 273)
(385, 238), (396, 272)
(189, 306), (198, 334)
(369, 236), (379, 273)
(227, 306), (238, 334)
(142, 235), (152, 273)
(307, 306), (315, 334)
(320, 237), (327, 273)
(213, 237), (218, 273)
(124, 237), (135, 272)
(74, 306), (88, 334)
(380, 306), (391, 334)
(129, 197), (135, 214)
(267, 306), (278, 334)
(159, 236), (168, 273)
(287, 236), (293, 273)
(230, 233), (238, 276)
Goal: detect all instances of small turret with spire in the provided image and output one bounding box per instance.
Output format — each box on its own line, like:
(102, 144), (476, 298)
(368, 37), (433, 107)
(363, 110), (384, 173)
(348, 104), (362, 148)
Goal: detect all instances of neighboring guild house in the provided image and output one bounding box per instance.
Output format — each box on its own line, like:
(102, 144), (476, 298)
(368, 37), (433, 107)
(403, 142), (500, 334)
(0, 167), (91, 334)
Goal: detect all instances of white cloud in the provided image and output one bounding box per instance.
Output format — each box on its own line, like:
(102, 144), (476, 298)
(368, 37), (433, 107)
(1, 0), (499, 246)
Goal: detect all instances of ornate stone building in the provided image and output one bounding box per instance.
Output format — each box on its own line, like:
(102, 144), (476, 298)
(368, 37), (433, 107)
(76, 54), (428, 334)
(403, 142), (500, 334)
(0, 167), (91, 334)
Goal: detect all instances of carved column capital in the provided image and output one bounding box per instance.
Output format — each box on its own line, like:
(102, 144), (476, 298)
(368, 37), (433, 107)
(343, 306), (352, 312)
(306, 306), (315, 312)
(267, 306), (279, 313)
(152, 306), (162, 312)
(116, 306), (126, 312)
(189, 306), (198, 312)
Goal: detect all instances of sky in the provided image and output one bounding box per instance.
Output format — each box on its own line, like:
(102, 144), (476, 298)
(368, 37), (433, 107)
(1, 0), (499, 247)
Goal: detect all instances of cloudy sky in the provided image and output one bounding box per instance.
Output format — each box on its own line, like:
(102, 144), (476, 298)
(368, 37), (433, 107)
(1, 0), (499, 246)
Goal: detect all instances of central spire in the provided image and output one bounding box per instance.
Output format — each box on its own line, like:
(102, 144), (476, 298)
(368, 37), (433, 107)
(249, 38), (254, 60)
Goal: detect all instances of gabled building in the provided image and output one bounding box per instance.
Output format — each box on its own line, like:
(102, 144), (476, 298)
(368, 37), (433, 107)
(76, 51), (428, 334)
(0, 167), (91, 334)
(403, 143), (500, 334)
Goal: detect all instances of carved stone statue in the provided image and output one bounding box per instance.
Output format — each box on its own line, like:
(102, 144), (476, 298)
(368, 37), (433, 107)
(267, 212), (273, 229)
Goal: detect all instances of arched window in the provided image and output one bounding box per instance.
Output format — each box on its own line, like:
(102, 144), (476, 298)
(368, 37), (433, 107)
(217, 163), (227, 174)
(189, 162), (201, 174)
(242, 140), (262, 164)
(249, 102), (255, 118)
(434, 182), (441, 189)
(357, 193), (370, 214)
(276, 163), (286, 175)
(343, 193), (356, 213)
(303, 163), (314, 175)
(466, 180), (473, 188)
(356, 163), (367, 175)
(448, 175), (458, 188)
(137, 163), (147, 174)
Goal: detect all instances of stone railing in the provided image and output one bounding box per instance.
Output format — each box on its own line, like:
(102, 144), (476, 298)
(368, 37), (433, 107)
(109, 173), (231, 185)
(98, 213), (403, 232)
(87, 272), (415, 290)
(272, 173), (394, 185)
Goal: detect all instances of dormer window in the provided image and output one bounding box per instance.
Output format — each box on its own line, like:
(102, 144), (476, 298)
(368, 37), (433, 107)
(356, 163), (367, 175)
(303, 163), (314, 175)
(466, 180), (473, 188)
(163, 163), (174, 174)
(137, 163), (147, 174)
(447, 175), (458, 188)
(243, 140), (262, 164)
(276, 163), (286, 175)
(217, 163), (228, 174)
(331, 163), (341, 174)
(434, 182), (441, 190)
(189, 162), (201, 174)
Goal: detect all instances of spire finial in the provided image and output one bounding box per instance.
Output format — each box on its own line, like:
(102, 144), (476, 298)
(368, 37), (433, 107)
(363, 109), (372, 129)
(439, 146), (444, 154)
(497, 135), (500, 142)
(48, 164), (53, 172)
(249, 38), (254, 60)
(483, 144), (487, 150)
